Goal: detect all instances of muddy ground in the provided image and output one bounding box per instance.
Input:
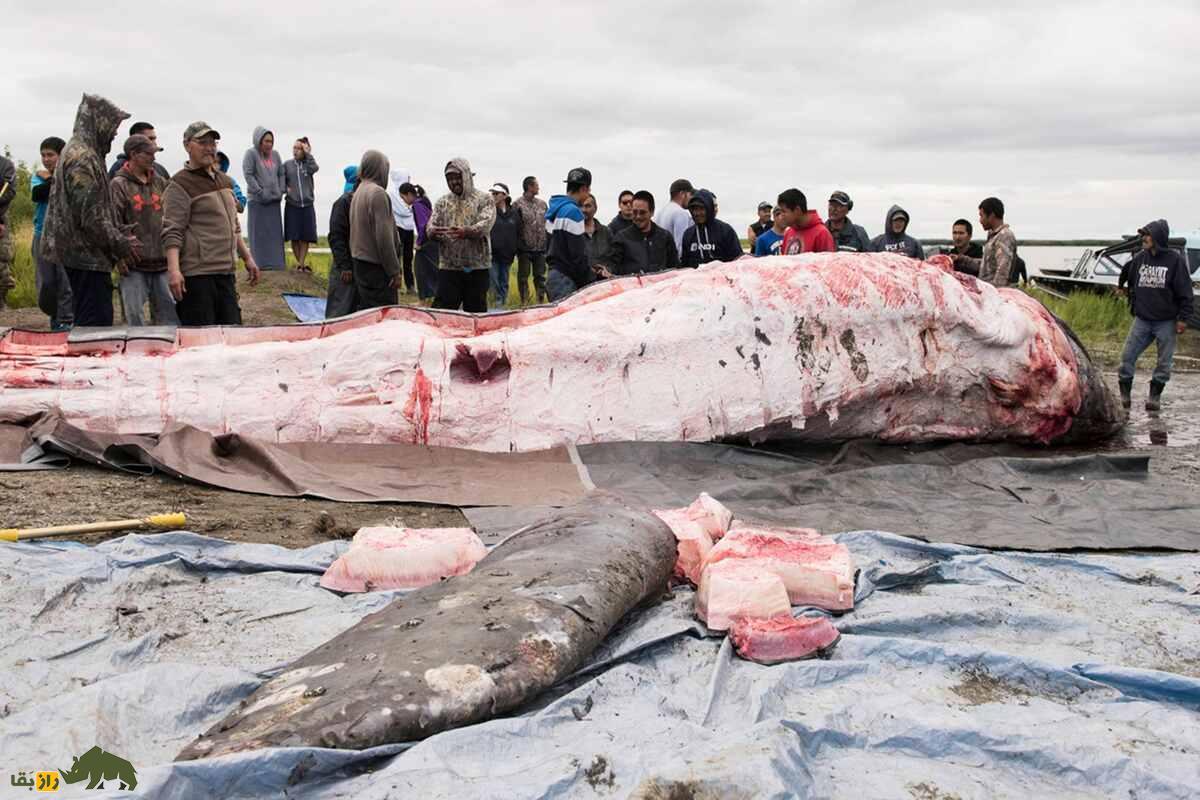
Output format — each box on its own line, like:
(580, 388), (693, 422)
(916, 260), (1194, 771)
(2, 276), (1198, 548)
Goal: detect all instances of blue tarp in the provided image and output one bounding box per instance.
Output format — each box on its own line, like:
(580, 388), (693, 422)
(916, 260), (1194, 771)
(282, 292), (327, 323)
(1, 531), (1197, 798)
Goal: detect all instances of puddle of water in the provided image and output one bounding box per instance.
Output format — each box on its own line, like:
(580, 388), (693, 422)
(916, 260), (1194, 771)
(1104, 372), (1200, 449)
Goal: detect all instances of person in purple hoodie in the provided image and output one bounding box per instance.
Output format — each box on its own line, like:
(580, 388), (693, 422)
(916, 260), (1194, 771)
(402, 182), (438, 300)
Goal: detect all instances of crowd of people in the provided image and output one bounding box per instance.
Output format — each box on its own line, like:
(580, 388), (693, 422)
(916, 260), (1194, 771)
(0, 92), (1191, 409)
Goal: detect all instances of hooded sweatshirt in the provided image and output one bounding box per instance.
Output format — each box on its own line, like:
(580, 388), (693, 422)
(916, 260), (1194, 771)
(1119, 220), (1195, 323)
(386, 168), (415, 231)
(680, 190), (743, 267)
(242, 126), (286, 205)
(41, 93), (135, 272)
(349, 150), (403, 278)
(429, 157), (495, 271)
(284, 149), (319, 207)
(545, 194), (589, 286)
(869, 205), (924, 259)
(782, 210), (836, 255)
(109, 164), (169, 270)
(342, 165), (359, 195)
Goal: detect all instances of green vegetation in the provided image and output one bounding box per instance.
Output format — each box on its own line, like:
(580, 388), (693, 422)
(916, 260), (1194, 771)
(7, 224), (37, 308)
(1026, 286), (1130, 343)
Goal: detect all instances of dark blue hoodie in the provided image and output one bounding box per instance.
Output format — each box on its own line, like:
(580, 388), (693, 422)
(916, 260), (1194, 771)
(680, 190), (743, 267)
(1119, 219), (1195, 322)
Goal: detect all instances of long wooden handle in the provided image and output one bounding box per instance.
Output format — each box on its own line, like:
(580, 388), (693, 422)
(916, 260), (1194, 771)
(0, 513), (186, 542)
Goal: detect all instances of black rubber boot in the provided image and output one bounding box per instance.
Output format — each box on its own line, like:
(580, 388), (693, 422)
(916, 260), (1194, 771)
(1118, 379), (1132, 410)
(1146, 380), (1165, 412)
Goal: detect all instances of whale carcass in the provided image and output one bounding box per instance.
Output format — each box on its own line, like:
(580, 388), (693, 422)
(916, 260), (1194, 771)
(0, 254), (1122, 450)
(176, 500), (676, 758)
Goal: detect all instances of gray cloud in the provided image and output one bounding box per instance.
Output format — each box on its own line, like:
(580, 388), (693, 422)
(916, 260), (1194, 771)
(3, 0), (1198, 240)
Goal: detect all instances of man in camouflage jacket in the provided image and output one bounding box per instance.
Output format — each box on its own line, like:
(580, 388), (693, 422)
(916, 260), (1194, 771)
(41, 93), (140, 326)
(0, 154), (16, 308)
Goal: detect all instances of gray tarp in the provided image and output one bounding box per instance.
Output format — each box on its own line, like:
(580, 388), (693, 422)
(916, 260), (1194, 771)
(468, 441), (1200, 552)
(4, 415), (1199, 551)
(1, 531), (1197, 798)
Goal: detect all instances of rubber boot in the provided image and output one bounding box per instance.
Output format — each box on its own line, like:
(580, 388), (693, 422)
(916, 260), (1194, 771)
(1146, 380), (1165, 412)
(1118, 379), (1132, 410)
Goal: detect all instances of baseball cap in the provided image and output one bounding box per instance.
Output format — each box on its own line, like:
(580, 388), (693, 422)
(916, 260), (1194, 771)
(669, 178), (695, 196)
(829, 190), (853, 207)
(564, 167), (592, 186)
(490, 182), (510, 196)
(183, 121), (220, 141)
(757, 201), (773, 211)
(123, 134), (162, 157)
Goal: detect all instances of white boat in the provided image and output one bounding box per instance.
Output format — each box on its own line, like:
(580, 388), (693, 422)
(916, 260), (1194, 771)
(1032, 229), (1200, 327)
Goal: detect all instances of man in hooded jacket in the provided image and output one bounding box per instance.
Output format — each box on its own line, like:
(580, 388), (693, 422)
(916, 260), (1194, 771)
(1117, 219), (1195, 411)
(869, 205), (924, 259)
(41, 93), (141, 327)
(680, 189), (743, 267)
(427, 157), (496, 312)
(349, 150), (404, 310)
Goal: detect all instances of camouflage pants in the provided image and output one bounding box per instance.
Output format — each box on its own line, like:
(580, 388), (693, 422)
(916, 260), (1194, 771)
(0, 222), (14, 300)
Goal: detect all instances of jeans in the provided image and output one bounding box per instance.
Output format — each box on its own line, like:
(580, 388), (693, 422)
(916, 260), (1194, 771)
(516, 250), (547, 303)
(1118, 316), (1177, 385)
(415, 242), (439, 300)
(119, 270), (179, 326)
(33, 233), (74, 327)
(433, 268), (490, 313)
(490, 256), (513, 307)
(546, 269), (577, 302)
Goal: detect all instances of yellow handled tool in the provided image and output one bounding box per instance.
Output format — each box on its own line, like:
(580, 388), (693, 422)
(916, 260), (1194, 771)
(0, 513), (186, 542)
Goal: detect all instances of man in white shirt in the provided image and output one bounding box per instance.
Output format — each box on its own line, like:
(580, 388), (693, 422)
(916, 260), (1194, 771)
(654, 178), (695, 253)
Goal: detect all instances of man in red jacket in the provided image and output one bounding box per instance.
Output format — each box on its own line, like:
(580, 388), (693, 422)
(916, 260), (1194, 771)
(777, 188), (835, 255)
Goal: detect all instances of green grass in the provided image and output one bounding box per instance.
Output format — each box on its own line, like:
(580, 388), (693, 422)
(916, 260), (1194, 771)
(1026, 287), (1130, 341)
(7, 224), (37, 308)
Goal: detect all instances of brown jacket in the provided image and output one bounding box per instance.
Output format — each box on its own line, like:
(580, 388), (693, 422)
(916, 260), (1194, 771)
(110, 166), (169, 270)
(161, 161), (241, 277)
(349, 150), (403, 277)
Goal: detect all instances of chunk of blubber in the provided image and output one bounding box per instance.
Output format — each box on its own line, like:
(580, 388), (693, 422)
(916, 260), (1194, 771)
(176, 499), (676, 758)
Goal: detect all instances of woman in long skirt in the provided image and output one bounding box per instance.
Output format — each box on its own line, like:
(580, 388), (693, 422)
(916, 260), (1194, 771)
(242, 126), (286, 270)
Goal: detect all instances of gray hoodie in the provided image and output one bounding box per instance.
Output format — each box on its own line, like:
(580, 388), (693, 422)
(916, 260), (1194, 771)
(242, 126), (286, 205)
(349, 150), (403, 277)
(284, 150), (319, 207)
(869, 204), (924, 259)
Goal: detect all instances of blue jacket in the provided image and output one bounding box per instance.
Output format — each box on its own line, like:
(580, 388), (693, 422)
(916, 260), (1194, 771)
(545, 194), (590, 286)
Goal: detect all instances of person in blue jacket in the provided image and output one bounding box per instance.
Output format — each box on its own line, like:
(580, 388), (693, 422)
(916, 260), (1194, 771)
(216, 151), (247, 213)
(545, 167), (593, 301)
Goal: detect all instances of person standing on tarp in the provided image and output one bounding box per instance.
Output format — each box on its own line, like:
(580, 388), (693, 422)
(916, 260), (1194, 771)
(41, 93), (142, 327)
(242, 126), (287, 270)
(325, 165), (358, 318)
(1117, 219), (1194, 412)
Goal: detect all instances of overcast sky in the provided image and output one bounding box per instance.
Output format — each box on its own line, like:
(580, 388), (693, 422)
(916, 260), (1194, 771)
(5, 0), (1198, 239)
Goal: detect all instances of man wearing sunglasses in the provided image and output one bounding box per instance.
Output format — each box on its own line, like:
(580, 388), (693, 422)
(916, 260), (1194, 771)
(608, 190), (679, 276)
